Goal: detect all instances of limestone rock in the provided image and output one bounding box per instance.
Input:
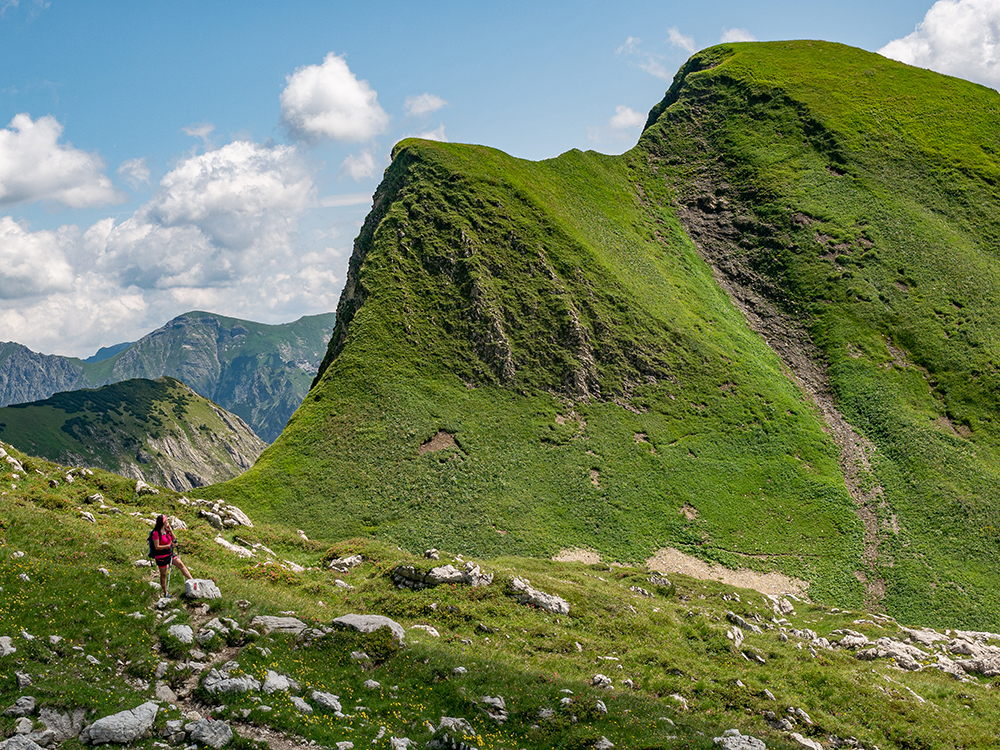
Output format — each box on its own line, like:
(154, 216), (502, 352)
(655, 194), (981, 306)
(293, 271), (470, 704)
(328, 555), (363, 573)
(263, 670), (300, 694)
(38, 708), (86, 742)
(790, 733), (823, 750)
(135, 480), (159, 496)
(290, 696), (313, 714)
(713, 729), (766, 750)
(189, 718), (233, 749)
(167, 624), (194, 644)
(481, 695), (507, 723)
(3, 697), (36, 717)
(250, 615), (308, 635)
(956, 654), (1000, 676)
(392, 561), (493, 589)
(203, 667), (262, 694)
(435, 717), (474, 736)
(184, 579), (221, 599)
(0, 636), (17, 656)
(79, 701), (158, 745)
(508, 577), (570, 615)
(0, 736), (46, 750)
(332, 613), (405, 642)
(311, 691), (342, 712)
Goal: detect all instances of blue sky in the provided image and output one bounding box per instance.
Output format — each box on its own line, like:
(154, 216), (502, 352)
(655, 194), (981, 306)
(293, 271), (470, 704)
(0, 0), (995, 356)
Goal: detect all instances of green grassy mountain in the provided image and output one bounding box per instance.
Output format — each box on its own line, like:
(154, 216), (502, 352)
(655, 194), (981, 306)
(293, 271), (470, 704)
(0, 311), (336, 443)
(5, 441), (1000, 750)
(215, 41), (1000, 631)
(0, 377), (266, 490)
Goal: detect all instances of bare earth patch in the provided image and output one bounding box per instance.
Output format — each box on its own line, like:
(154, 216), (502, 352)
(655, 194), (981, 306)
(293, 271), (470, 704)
(553, 548), (603, 564)
(679, 504), (699, 520)
(418, 430), (456, 455)
(646, 547), (808, 597)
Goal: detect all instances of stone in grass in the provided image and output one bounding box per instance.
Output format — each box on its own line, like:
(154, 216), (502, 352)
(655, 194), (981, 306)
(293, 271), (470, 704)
(311, 691), (342, 712)
(249, 616), (308, 635)
(595, 738), (615, 750)
(167, 625), (194, 644)
(713, 728), (766, 750)
(290, 696), (313, 715)
(331, 614), (405, 642)
(184, 579), (221, 599)
(0, 736), (46, 750)
(508, 577), (570, 615)
(189, 718), (233, 749)
(79, 701), (158, 745)
(3, 697), (36, 717)
(262, 670), (300, 694)
(38, 708), (85, 742)
(0, 636), (17, 656)
(363, 680), (381, 690)
(202, 669), (262, 695)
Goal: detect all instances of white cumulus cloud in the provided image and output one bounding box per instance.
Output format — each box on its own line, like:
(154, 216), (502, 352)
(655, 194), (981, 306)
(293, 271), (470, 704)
(0, 114), (123, 208)
(608, 106), (646, 130)
(96, 140), (314, 290)
(340, 149), (379, 181)
(117, 157), (151, 189)
(880, 0), (1000, 88)
(280, 53), (389, 143)
(414, 124), (448, 142)
(0, 216), (75, 299)
(404, 93), (447, 117)
(720, 28), (756, 43)
(668, 27), (697, 54)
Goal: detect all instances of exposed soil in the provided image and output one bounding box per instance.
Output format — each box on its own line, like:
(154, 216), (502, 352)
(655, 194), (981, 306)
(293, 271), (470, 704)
(552, 548), (603, 564)
(646, 547), (808, 597)
(418, 430), (457, 455)
(665, 168), (888, 610)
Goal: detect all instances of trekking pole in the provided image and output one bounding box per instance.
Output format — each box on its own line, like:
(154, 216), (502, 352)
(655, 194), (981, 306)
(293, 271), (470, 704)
(166, 544), (174, 595)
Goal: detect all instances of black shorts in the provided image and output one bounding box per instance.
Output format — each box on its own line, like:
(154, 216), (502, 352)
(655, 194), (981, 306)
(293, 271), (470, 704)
(154, 553), (175, 569)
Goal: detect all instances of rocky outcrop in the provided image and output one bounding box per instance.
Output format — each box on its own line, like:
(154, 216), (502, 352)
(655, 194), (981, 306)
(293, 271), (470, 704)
(391, 562), (493, 589)
(507, 577), (570, 615)
(79, 701), (158, 745)
(331, 614), (406, 642)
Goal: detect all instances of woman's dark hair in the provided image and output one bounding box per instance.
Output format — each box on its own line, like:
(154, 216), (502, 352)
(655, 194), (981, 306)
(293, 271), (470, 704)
(154, 515), (165, 533)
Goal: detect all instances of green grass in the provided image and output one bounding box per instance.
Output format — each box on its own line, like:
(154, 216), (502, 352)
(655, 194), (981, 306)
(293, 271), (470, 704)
(3, 441), (1000, 748)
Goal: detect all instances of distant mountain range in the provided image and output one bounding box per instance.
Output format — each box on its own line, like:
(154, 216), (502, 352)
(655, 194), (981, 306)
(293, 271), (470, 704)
(0, 376), (266, 490)
(0, 311), (336, 442)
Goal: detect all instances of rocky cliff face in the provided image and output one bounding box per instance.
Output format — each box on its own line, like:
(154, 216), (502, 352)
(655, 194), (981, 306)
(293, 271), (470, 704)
(0, 311), (335, 442)
(0, 377), (266, 491)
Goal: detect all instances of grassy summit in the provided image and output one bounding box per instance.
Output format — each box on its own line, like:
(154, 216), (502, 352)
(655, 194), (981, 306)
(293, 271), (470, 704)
(217, 41), (1000, 629)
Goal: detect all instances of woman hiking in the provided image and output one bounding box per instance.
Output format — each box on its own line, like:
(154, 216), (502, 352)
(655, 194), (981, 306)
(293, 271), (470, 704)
(151, 514), (193, 597)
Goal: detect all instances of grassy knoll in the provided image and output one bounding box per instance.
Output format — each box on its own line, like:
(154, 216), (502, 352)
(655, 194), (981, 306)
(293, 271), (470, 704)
(0, 377), (265, 489)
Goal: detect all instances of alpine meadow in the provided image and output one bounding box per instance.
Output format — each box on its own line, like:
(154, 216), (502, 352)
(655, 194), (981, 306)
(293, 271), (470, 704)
(8, 39), (1000, 750)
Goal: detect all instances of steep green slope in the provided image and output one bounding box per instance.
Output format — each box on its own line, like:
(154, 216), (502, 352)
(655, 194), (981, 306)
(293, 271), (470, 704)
(217, 41), (1000, 628)
(219, 86), (860, 607)
(0, 311), (336, 442)
(0, 377), (265, 490)
(635, 41), (1000, 627)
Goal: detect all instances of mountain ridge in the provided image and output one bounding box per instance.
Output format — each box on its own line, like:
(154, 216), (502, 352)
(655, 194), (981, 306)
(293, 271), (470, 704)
(0, 376), (266, 490)
(214, 41), (1000, 629)
(0, 310), (336, 442)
